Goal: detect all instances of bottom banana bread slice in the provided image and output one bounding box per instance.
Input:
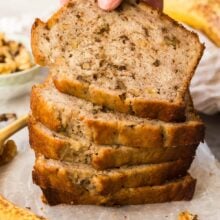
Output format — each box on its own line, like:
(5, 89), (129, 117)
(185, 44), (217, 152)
(39, 175), (196, 206)
(33, 156), (193, 195)
(29, 116), (197, 170)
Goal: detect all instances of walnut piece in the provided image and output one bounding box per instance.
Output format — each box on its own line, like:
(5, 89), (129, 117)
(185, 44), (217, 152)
(178, 211), (198, 220)
(0, 33), (33, 74)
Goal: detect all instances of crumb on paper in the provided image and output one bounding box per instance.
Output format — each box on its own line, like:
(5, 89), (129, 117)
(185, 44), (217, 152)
(0, 140), (17, 166)
(178, 211), (198, 220)
(0, 113), (17, 122)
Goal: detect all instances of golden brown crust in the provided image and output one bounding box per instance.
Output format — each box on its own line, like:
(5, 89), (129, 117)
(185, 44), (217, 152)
(86, 119), (205, 147)
(31, 2), (70, 66)
(31, 19), (47, 66)
(33, 155), (193, 195)
(32, 0), (204, 122)
(30, 84), (205, 148)
(29, 115), (198, 170)
(164, 121), (205, 147)
(29, 115), (67, 161)
(54, 76), (186, 122)
(30, 84), (61, 131)
(92, 144), (197, 170)
(36, 175), (196, 206)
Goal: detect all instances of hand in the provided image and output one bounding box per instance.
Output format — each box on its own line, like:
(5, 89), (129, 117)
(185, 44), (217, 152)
(98, 0), (163, 11)
(60, 0), (68, 4)
(60, 0), (163, 11)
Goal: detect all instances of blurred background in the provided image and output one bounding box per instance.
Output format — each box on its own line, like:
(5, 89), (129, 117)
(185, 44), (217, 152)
(0, 0), (59, 18)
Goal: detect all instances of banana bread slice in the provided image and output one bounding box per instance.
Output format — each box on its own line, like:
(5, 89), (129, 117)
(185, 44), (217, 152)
(31, 81), (204, 148)
(31, 0), (204, 122)
(29, 115), (197, 170)
(36, 174), (196, 206)
(33, 155), (193, 195)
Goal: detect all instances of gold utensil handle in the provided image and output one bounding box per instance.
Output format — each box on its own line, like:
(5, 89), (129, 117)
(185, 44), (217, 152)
(0, 115), (28, 152)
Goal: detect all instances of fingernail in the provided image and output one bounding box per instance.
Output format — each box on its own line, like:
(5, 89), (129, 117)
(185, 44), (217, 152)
(60, 0), (68, 5)
(98, 0), (122, 11)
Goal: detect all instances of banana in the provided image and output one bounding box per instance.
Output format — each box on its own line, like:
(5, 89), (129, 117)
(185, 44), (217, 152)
(164, 0), (220, 47)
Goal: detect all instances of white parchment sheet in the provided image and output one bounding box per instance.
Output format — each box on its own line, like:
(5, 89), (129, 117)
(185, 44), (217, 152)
(0, 124), (220, 220)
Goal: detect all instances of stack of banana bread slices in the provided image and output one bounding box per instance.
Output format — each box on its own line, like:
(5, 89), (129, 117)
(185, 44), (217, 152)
(29, 0), (205, 205)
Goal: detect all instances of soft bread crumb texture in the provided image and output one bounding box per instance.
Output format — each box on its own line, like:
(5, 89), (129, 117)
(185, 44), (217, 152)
(31, 0), (204, 121)
(29, 115), (198, 170)
(30, 81), (205, 148)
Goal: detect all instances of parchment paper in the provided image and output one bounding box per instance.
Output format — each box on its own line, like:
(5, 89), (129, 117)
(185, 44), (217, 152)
(0, 100), (220, 220)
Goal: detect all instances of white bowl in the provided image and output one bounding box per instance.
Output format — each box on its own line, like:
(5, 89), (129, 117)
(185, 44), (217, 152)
(0, 33), (41, 101)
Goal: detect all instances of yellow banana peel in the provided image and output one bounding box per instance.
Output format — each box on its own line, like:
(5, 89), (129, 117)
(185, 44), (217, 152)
(0, 194), (47, 220)
(164, 0), (220, 47)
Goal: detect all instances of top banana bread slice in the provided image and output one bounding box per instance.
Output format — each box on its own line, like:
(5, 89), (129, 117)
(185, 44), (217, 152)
(31, 0), (204, 122)
(31, 80), (204, 148)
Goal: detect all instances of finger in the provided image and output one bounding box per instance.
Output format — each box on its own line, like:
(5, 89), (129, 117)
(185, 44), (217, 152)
(98, 0), (123, 11)
(60, 0), (69, 5)
(142, 0), (163, 10)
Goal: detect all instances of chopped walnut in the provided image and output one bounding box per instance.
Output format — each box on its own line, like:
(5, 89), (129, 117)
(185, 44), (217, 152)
(145, 88), (158, 95)
(115, 79), (126, 90)
(178, 211), (198, 220)
(153, 59), (161, 67)
(164, 35), (180, 49)
(95, 23), (110, 35)
(80, 62), (91, 70)
(0, 33), (33, 74)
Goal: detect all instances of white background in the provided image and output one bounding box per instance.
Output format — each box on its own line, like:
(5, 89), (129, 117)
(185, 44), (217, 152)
(0, 0), (59, 18)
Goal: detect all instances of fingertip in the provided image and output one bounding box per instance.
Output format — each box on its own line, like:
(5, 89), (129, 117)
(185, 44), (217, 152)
(98, 0), (122, 11)
(60, 0), (68, 5)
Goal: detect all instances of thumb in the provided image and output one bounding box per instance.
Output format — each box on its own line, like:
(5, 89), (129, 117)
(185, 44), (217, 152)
(98, 0), (123, 11)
